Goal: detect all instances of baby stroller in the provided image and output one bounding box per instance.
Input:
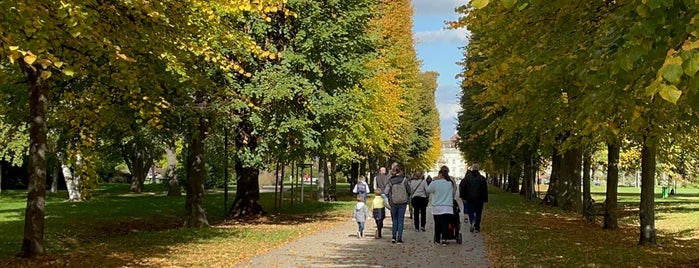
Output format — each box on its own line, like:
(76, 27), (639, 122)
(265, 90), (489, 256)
(444, 199), (463, 244)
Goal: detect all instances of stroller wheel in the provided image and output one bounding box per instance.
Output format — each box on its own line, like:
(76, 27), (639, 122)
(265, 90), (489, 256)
(457, 233), (463, 244)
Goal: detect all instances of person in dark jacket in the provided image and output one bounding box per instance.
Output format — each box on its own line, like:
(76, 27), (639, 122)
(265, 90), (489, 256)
(459, 170), (473, 223)
(459, 163), (488, 233)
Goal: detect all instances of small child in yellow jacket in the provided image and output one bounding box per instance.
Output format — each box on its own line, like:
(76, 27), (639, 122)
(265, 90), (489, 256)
(370, 188), (386, 239)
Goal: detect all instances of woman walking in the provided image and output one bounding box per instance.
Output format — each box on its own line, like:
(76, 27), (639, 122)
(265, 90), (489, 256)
(410, 171), (428, 232)
(427, 166), (455, 246)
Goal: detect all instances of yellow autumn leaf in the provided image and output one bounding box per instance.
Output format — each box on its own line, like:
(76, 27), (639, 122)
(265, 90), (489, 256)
(38, 59), (52, 69)
(62, 68), (75, 76)
(23, 54), (37, 65)
(40, 70), (52, 80)
(9, 46), (19, 51)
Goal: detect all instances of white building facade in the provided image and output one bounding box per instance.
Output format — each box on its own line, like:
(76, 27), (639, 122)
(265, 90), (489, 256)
(426, 135), (468, 180)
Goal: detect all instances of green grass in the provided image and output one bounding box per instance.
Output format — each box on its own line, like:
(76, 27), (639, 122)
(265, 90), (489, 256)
(484, 186), (699, 267)
(0, 183), (356, 267)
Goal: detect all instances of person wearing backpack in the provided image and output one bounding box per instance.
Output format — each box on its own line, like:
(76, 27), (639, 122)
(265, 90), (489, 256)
(427, 166), (455, 246)
(353, 175), (369, 202)
(383, 163), (411, 244)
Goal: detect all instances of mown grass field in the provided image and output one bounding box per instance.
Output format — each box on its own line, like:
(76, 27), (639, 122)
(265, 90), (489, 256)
(0, 183), (356, 267)
(483, 185), (699, 267)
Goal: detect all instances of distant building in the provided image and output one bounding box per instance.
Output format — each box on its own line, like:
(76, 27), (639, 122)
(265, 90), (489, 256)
(427, 134), (468, 180)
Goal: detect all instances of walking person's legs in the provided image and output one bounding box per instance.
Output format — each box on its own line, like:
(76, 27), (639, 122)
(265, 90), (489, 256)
(465, 202), (476, 232)
(473, 202), (484, 231)
(418, 197), (427, 231)
(390, 205), (399, 242)
(462, 200), (470, 223)
(411, 198), (420, 231)
(395, 205), (406, 242)
(432, 214), (440, 243)
(438, 214), (450, 245)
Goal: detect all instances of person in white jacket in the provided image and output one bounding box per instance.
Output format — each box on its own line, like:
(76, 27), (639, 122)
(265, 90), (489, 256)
(352, 195), (370, 238)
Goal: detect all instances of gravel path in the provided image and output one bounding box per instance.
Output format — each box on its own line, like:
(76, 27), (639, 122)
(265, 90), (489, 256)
(240, 204), (491, 268)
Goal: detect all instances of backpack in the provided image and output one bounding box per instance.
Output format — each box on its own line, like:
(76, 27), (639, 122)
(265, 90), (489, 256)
(357, 182), (367, 193)
(390, 177), (409, 204)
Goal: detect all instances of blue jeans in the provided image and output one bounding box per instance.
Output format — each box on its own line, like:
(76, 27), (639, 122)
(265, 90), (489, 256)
(390, 204), (407, 241)
(357, 221), (365, 236)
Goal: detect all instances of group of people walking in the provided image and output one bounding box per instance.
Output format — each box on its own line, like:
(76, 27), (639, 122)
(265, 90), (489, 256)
(351, 162), (489, 246)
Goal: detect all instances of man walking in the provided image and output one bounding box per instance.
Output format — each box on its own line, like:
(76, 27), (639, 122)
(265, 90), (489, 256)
(460, 163), (488, 233)
(375, 167), (390, 209)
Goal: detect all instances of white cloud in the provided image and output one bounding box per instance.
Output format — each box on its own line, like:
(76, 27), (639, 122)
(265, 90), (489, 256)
(437, 103), (462, 122)
(414, 28), (469, 44)
(413, 0), (469, 16)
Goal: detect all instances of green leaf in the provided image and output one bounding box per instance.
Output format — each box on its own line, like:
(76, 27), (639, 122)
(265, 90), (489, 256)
(683, 53), (699, 78)
(658, 84), (682, 104)
(517, 2), (529, 10)
(644, 80), (660, 96)
(472, 0), (491, 9)
(659, 62), (683, 84)
(501, 0), (517, 8)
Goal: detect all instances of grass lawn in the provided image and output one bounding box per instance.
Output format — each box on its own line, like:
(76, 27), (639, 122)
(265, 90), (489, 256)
(484, 185), (699, 267)
(0, 183), (356, 267)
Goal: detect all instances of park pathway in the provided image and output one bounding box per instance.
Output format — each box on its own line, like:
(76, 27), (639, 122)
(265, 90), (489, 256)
(239, 203), (491, 268)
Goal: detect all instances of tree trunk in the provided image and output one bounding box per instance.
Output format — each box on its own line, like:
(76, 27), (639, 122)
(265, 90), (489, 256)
(582, 149), (592, 220)
(50, 164), (58, 194)
(165, 140), (180, 197)
(317, 156), (326, 202)
(559, 147), (582, 212)
(60, 161), (82, 202)
(124, 143), (153, 194)
(604, 142), (619, 230)
(328, 158), (337, 201)
(184, 117), (209, 228)
(20, 63), (48, 257)
(229, 163), (265, 218)
(543, 148), (562, 206)
(639, 142), (656, 245)
(0, 163), (3, 194)
(508, 161), (520, 193)
(229, 115), (265, 218)
(523, 156), (536, 200)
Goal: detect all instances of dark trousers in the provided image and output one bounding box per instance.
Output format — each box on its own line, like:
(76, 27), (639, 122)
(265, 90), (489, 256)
(411, 196), (428, 229)
(373, 208), (385, 237)
(433, 214), (452, 243)
(465, 201), (485, 230)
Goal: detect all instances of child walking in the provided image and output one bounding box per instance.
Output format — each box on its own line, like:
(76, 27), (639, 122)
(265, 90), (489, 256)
(352, 195), (369, 239)
(370, 188), (386, 239)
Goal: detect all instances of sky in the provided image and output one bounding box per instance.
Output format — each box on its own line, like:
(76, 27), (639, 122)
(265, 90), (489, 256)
(412, 0), (469, 140)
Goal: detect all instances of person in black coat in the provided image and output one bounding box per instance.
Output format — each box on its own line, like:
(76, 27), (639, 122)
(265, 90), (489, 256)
(459, 163), (488, 233)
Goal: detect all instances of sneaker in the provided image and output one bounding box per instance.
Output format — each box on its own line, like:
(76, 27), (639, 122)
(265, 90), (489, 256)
(415, 229), (420, 232)
(397, 240), (404, 244)
(391, 238), (396, 243)
(474, 229), (480, 233)
(469, 225), (475, 233)
(420, 227), (426, 232)
(357, 231), (361, 239)
(441, 240), (447, 247)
